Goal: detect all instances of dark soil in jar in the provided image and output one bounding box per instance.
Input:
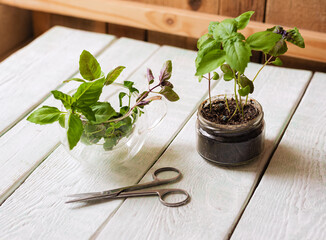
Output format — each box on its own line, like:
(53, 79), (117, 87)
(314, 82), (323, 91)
(201, 98), (259, 125)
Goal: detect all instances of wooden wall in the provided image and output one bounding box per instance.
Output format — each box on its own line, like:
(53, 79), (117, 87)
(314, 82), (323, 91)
(1, 0), (325, 71)
(0, 5), (32, 60)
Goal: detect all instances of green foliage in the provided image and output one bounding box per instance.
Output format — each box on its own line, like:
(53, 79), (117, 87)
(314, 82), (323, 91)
(72, 77), (105, 107)
(27, 51), (179, 150)
(51, 90), (73, 109)
(271, 57), (283, 66)
(67, 113), (83, 150)
(235, 11), (254, 30)
(212, 72), (219, 80)
(195, 49), (225, 76)
(105, 66), (125, 85)
(286, 27), (305, 48)
(159, 86), (180, 102)
(224, 41), (251, 74)
(79, 50), (102, 80)
(246, 31), (282, 53)
(27, 106), (61, 125)
(195, 11), (305, 119)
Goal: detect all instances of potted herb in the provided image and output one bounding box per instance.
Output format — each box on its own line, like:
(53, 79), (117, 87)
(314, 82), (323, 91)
(195, 11), (305, 165)
(27, 50), (179, 163)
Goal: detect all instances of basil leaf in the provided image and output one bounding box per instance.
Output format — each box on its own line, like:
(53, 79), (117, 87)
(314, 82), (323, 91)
(63, 78), (86, 83)
(271, 57), (283, 66)
(197, 34), (214, 49)
(212, 72), (219, 80)
(76, 106), (96, 122)
(81, 123), (105, 145)
(269, 38), (288, 56)
(239, 75), (254, 93)
(195, 49), (225, 76)
(67, 113), (83, 150)
(238, 85), (251, 96)
(58, 114), (66, 128)
(105, 66), (126, 85)
(286, 27), (305, 48)
(73, 77), (104, 107)
(213, 19), (237, 41)
(103, 137), (119, 151)
(246, 31), (282, 53)
(91, 102), (117, 123)
(159, 60), (172, 82)
(208, 21), (219, 35)
(27, 106), (61, 125)
(51, 90), (73, 109)
(79, 50), (102, 81)
(235, 11), (254, 30)
(224, 41), (251, 73)
(159, 86), (180, 102)
(147, 68), (154, 84)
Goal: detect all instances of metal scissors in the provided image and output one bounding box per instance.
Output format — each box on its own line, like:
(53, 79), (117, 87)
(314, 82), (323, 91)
(66, 167), (190, 207)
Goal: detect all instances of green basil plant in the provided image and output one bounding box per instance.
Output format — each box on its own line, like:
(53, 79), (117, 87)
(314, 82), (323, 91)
(28, 50), (179, 150)
(195, 11), (305, 119)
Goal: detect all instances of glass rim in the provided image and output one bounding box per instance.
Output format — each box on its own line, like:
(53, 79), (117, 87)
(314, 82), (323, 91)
(197, 94), (264, 133)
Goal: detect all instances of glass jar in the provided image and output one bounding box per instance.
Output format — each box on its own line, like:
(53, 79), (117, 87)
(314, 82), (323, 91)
(59, 83), (167, 166)
(196, 95), (265, 166)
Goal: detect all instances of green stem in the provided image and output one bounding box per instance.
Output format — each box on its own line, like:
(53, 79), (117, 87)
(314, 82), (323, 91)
(245, 95), (248, 105)
(252, 55), (273, 82)
(237, 74), (244, 118)
(234, 78), (240, 115)
(228, 108), (237, 122)
(224, 94), (230, 113)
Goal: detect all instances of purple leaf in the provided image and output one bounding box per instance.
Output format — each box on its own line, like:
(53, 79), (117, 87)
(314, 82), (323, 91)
(147, 68), (154, 84)
(159, 60), (172, 83)
(161, 81), (174, 88)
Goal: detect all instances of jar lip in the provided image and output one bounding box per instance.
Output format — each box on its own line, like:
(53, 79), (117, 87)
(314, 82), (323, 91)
(197, 94), (264, 133)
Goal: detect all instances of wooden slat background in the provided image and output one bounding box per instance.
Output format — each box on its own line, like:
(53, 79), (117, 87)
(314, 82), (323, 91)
(1, 0), (325, 71)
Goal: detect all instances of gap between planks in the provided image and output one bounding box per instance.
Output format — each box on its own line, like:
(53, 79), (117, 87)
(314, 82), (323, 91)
(227, 72), (315, 239)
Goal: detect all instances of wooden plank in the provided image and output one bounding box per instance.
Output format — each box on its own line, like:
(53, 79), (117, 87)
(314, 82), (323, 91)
(0, 4), (32, 57)
(231, 72), (326, 240)
(32, 11), (51, 37)
(266, 0), (326, 33)
(96, 64), (312, 239)
(219, 0), (265, 21)
(0, 45), (216, 239)
(0, 26), (114, 135)
(1, 0), (325, 62)
(0, 37), (160, 205)
(33, 12), (106, 37)
(143, 0), (219, 50)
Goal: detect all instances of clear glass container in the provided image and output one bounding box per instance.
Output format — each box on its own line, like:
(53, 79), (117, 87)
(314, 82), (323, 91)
(196, 95), (265, 166)
(59, 84), (167, 166)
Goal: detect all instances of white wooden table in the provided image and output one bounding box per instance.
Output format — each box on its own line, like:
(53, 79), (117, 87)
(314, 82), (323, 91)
(0, 26), (325, 240)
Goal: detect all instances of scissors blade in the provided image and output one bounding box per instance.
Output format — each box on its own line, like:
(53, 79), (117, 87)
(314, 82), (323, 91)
(66, 187), (125, 202)
(65, 193), (117, 203)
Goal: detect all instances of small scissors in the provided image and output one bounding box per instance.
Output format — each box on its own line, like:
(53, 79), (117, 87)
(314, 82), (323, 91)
(66, 167), (190, 207)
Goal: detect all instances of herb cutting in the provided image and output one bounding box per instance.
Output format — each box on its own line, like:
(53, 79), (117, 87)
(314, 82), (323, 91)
(27, 50), (179, 152)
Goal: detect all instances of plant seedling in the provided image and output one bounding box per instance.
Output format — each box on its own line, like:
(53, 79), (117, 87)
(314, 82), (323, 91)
(195, 11), (305, 121)
(27, 50), (179, 150)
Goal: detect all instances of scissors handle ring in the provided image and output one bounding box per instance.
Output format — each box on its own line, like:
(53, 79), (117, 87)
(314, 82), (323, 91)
(157, 189), (190, 207)
(152, 167), (182, 183)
